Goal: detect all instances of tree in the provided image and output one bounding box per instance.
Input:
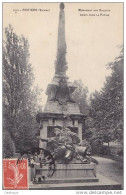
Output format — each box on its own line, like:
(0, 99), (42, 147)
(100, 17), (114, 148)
(89, 47), (123, 146)
(104, 47), (123, 143)
(72, 80), (89, 115)
(3, 25), (42, 155)
(3, 130), (15, 158)
(72, 80), (89, 139)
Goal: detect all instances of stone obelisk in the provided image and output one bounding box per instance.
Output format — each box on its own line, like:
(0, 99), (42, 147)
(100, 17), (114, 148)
(36, 2), (85, 148)
(55, 2), (68, 76)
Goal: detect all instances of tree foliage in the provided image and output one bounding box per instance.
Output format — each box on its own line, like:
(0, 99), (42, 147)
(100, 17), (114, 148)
(88, 47), (123, 145)
(72, 80), (89, 139)
(3, 130), (16, 158)
(3, 25), (41, 155)
(72, 80), (89, 115)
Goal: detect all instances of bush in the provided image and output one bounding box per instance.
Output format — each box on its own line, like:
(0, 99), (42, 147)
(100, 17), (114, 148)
(90, 142), (111, 155)
(101, 145), (111, 155)
(90, 138), (103, 155)
(3, 130), (15, 158)
(91, 143), (103, 155)
(117, 149), (123, 157)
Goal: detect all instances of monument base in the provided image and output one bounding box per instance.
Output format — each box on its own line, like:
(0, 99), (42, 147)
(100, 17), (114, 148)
(29, 174), (121, 190)
(31, 163), (98, 184)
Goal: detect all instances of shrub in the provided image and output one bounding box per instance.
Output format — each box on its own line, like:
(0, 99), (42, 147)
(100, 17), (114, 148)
(3, 130), (15, 158)
(90, 141), (111, 155)
(101, 145), (111, 155)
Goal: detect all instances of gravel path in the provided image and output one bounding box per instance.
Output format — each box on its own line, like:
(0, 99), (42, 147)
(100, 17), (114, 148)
(94, 156), (123, 189)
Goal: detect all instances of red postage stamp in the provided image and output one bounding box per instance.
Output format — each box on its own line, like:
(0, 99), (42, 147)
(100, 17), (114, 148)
(3, 159), (28, 190)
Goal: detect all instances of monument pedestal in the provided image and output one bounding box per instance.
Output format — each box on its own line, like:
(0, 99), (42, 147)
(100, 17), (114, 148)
(32, 163), (99, 184)
(29, 165), (121, 190)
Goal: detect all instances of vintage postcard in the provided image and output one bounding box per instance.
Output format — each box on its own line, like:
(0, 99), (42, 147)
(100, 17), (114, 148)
(2, 2), (123, 192)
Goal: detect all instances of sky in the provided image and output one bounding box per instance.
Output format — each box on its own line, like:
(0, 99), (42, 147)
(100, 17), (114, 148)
(3, 3), (123, 106)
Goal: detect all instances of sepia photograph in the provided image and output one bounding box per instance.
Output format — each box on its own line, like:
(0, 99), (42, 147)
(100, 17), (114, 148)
(2, 2), (123, 191)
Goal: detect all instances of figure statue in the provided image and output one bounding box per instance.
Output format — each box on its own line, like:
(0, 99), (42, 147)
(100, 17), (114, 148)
(38, 127), (91, 164)
(55, 78), (75, 104)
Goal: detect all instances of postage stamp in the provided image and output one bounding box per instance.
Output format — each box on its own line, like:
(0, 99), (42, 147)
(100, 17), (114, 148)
(3, 159), (28, 190)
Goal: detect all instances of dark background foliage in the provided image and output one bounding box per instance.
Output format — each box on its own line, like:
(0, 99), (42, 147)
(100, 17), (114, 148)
(3, 25), (42, 157)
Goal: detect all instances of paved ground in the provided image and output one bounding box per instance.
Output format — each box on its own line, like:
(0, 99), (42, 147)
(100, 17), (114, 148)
(94, 156), (123, 189)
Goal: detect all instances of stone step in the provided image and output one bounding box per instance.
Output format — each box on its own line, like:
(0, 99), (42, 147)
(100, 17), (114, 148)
(33, 177), (99, 184)
(29, 174), (122, 190)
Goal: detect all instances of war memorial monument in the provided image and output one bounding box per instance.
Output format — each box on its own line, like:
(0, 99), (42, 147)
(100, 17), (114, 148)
(29, 3), (121, 190)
